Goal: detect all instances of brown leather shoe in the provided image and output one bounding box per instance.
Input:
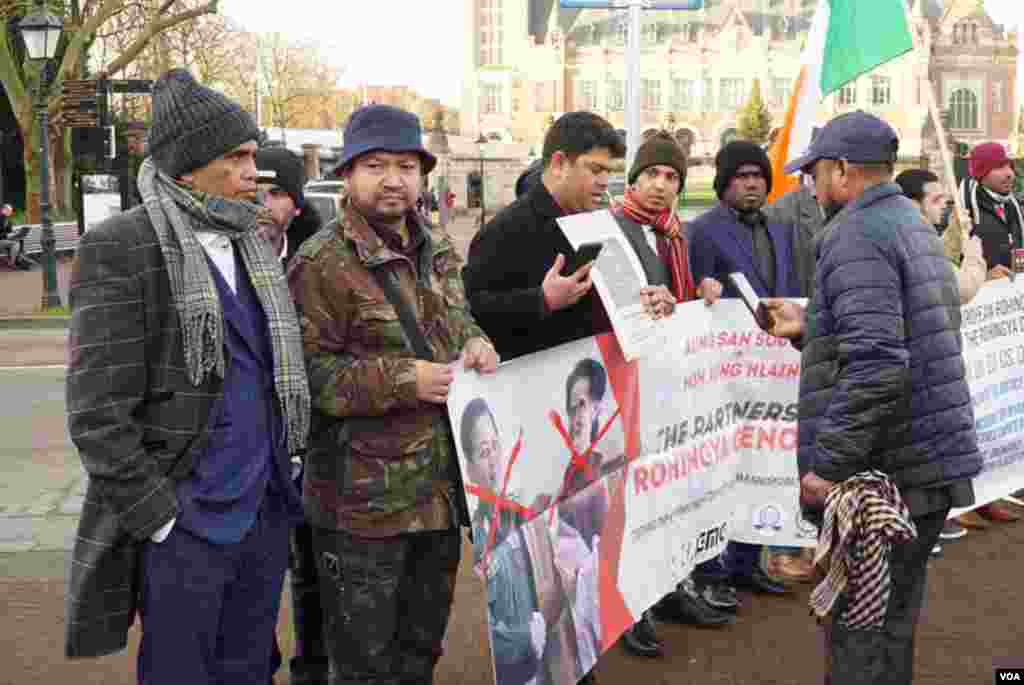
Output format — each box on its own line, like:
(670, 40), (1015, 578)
(955, 511), (991, 529)
(980, 501), (1022, 523)
(766, 552), (814, 583)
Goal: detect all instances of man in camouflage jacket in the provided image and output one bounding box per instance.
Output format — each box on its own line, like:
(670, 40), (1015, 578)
(288, 104), (498, 685)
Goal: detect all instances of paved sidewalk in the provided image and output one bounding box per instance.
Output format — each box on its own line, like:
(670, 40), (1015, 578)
(0, 258), (73, 317)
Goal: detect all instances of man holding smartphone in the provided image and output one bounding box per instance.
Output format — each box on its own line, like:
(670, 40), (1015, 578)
(464, 112), (627, 362)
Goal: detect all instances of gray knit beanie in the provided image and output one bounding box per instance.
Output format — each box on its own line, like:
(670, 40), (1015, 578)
(146, 68), (260, 178)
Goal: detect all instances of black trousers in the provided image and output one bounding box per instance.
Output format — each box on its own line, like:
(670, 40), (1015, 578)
(825, 508), (948, 685)
(271, 521), (330, 684)
(313, 526), (462, 685)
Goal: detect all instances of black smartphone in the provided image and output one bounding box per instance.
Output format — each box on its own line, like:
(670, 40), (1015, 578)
(565, 241), (604, 275)
(727, 272), (769, 329)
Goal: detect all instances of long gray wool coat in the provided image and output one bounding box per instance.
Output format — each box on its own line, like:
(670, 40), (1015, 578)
(64, 206), (225, 658)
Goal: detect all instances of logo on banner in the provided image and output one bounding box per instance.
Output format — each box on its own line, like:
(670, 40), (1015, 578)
(752, 504), (785, 536)
(795, 512), (819, 540)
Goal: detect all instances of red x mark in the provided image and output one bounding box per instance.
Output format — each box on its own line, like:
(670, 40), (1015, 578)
(547, 407), (622, 525)
(465, 429), (533, 569)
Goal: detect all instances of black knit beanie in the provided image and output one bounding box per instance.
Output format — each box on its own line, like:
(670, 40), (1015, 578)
(713, 140), (773, 199)
(256, 147), (307, 209)
(629, 133), (688, 187)
(146, 68), (260, 178)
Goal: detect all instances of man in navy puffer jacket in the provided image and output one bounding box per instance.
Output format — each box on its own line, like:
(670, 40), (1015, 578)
(762, 111), (981, 685)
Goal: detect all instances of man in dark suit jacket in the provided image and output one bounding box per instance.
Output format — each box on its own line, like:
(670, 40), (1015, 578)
(64, 70), (310, 685)
(687, 141), (799, 608)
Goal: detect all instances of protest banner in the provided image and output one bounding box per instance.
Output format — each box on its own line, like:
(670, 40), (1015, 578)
(953, 280), (1024, 515)
(448, 300), (793, 685)
(450, 281), (1024, 685)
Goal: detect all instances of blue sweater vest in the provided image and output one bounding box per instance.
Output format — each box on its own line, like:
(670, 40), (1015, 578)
(175, 251), (297, 544)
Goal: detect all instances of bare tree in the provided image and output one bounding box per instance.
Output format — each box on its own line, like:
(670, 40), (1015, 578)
(256, 32), (341, 130)
(1, 0), (218, 220)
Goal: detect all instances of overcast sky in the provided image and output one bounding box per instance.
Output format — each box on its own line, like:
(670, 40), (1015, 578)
(220, 0), (1023, 107)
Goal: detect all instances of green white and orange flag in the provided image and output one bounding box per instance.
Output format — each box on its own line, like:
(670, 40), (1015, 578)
(768, 0), (914, 202)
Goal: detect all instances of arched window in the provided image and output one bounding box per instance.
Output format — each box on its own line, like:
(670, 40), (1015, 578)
(949, 88), (978, 130)
(971, 23), (978, 44)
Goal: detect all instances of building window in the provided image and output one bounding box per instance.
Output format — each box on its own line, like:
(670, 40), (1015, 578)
(606, 79), (624, 111)
(672, 79), (695, 110)
(641, 79), (662, 111)
(838, 82), (857, 107)
(642, 23), (657, 45)
(702, 77), (714, 110)
(949, 88), (979, 129)
(687, 23), (700, 43)
(870, 76), (891, 106)
(478, 0), (503, 65)
(616, 21), (628, 45)
(770, 77), (792, 108)
(534, 81), (555, 112)
(993, 82), (1003, 113)
(481, 83), (502, 115)
(719, 78), (744, 110)
(576, 79), (598, 111)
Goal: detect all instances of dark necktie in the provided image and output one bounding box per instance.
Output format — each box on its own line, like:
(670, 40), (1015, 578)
(742, 211), (777, 294)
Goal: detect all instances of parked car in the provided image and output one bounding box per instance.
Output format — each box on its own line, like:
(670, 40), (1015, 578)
(304, 180), (345, 225)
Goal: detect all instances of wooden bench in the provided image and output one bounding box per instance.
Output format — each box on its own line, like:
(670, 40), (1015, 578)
(19, 222), (81, 257)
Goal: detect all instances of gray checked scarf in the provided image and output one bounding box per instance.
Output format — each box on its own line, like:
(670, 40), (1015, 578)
(809, 470), (917, 630)
(137, 158), (310, 455)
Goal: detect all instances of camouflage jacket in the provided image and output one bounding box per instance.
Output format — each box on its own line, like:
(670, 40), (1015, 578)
(288, 201), (489, 537)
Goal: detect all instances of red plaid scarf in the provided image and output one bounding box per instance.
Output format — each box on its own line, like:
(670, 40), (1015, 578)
(618, 188), (697, 302)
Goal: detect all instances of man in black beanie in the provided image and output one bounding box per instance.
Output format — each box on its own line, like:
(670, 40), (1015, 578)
(255, 146), (325, 264)
(686, 140), (801, 611)
(65, 68), (310, 685)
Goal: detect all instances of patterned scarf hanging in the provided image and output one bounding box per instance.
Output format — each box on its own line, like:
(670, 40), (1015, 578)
(810, 470), (917, 630)
(618, 187), (697, 302)
(137, 158), (311, 456)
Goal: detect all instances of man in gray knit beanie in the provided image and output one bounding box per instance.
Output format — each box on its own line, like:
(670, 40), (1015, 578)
(64, 68), (310, 685)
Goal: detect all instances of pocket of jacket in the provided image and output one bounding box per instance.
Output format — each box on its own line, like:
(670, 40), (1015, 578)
(352, 302), (404, 349)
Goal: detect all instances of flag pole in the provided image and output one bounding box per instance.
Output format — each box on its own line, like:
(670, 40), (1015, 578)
(901, 2), (970, 242)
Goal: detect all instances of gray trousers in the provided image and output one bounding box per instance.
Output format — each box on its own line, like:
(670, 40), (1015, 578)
(824, 507), (948, 685)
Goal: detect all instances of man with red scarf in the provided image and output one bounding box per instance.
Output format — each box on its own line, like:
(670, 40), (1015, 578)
(612, 133), (734, 659)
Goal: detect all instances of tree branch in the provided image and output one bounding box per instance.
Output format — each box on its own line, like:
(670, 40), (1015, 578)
(101, 0), (219, 76)
(59, 0), (128, 83)
(0, 29), (29, 131)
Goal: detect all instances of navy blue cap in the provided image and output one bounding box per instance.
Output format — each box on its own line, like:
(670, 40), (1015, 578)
(333, 105), (437, 177)
(784, 111), (899, 175)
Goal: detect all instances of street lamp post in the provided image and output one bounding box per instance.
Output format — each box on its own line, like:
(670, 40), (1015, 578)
(20, 2), (63, 310)
(476, 133), (487, 229)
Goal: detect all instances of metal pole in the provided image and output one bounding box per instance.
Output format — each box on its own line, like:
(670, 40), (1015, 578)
(479, 154), (485, 228)
(625, 1), (642, 171)
(255, 34), (263, 127)
(38, 65), (60, 309)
